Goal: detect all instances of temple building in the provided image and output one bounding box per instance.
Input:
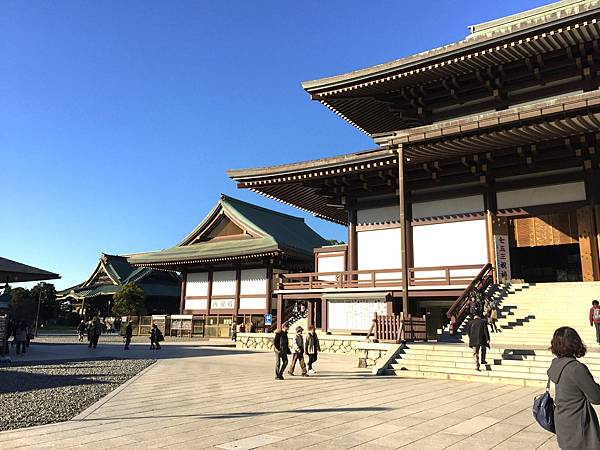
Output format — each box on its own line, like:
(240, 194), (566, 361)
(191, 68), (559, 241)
(57, 253), (181, 317)
(129, 195), (327, 336)
(228, 0), (600, 335)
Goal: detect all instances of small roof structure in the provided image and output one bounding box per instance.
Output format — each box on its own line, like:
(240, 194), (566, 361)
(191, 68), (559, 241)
(129, 194), (328, 268)
(0, 257), (60, 284)
(57, 254), (180, 300)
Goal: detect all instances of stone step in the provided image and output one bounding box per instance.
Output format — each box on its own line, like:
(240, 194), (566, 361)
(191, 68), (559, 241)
(390, 369), (547, 388)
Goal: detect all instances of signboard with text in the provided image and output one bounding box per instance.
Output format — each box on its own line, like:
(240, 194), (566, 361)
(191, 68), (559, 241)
(494, 235), (511, 282)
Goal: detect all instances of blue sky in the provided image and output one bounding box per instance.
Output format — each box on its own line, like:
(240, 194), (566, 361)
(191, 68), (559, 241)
(1, 0), (550, 290)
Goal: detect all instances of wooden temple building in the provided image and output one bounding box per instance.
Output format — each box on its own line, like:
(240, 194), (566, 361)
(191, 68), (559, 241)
(228, 0), (600, 335)
(129, 195), (327, 336)
(57, 253), (181, 318)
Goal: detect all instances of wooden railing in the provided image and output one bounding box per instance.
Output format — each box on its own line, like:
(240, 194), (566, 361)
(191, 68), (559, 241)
(279, 264), (485, 290)
(366, 312), (427, 343)
(446, 263), (494, 335)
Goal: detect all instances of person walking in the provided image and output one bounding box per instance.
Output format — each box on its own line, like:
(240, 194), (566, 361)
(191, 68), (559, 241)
(547, 326), (600, 449)
(124, 320), (133, 350)
(489, 305), (499, 333)
(467, 313), (490, 371)
(149, 323), (162, 350)
(590, 300), (600, 344)
(87, 318), (101, 349)
(15, 321), (28, 355)
(305, 325), (321, 374)
(273, 323), (290, 380)
(77, 320), (87, 342)
(231, 322), (237, 342)
(288, 326), (308, 377)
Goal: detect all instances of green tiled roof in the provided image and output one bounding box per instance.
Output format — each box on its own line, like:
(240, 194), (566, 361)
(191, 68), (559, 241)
(129, 195), (328, 267)
(57, 254), (180, 300)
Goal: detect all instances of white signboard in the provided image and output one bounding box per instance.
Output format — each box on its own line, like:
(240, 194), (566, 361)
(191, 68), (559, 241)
(327, 299), (387, 331)
(494, 235), (511, 282)
(211, 298), (234, 309)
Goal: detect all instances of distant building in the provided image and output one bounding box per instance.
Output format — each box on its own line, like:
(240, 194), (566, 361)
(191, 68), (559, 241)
(57, 253), (180, 317)
(129, 194), (328, 336)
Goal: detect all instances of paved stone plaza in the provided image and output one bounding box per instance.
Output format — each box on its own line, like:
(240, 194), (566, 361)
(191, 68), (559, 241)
(0, 342), (563, 449)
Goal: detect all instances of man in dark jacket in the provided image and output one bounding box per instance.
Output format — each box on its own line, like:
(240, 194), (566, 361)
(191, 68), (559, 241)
(467, 314), (490, 371)
(124, 320), (133, 350)
(273, 323), (290, 380)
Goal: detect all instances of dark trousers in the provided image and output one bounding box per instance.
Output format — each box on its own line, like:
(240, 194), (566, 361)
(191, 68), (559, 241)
(473, 345), (487, 368)
(595, 322), (600, 344)
(307, 353), (317, 370)
(16, 341), (26, 354)
(88, 335), (99, 348)
(289, 351), (307, 375)
(124, 336), (131, 349)
(489, 320), (498, 333)
(275, 350), (288, 378)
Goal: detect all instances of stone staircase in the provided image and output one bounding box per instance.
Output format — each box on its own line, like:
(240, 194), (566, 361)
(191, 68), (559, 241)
(389, 281), (600, 386)
(389, 342), (600, 387)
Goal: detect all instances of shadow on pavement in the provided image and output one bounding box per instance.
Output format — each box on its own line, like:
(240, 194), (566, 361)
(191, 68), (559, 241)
(77, 406), (392, 421)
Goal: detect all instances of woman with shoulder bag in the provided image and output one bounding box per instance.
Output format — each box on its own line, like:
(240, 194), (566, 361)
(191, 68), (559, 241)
(305, 325), (321, 374)
(547, 326), (600, 449)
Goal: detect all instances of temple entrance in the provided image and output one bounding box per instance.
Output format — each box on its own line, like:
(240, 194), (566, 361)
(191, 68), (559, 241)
(508, 212), (583, 283)
(510, 244), (582, 282)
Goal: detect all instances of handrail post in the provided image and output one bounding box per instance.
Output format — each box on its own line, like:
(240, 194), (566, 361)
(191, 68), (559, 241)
(308, 274), (312, 290)
(372, 312), (379, 342)
(371, 271), (376, 288)
(445, 268), (450, 285)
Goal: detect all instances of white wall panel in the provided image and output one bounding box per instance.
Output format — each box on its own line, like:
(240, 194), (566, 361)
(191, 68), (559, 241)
(317, 254), (345, 282)
(327, 299), (387, 331)
(185, 272), (209, 297)
(357, 228), (402, 270)
(211, 270), (237, 296)
(239, 297), (266, 310)
(240, 269), (267, 295)
(497, 182), (585, 209)
(412, 195), (484, 219)
(184, 299), (207, 310)
(412, 220), (487, 278)
(357, 205), (399, 224)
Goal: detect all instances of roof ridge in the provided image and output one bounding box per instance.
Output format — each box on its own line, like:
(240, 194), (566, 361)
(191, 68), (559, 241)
(221, 194), (305, 222)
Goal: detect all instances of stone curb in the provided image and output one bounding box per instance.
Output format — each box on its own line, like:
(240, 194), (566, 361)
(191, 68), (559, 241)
(71, 360), (159, 421)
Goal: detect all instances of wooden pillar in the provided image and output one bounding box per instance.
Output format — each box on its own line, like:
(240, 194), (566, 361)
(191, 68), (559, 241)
(180, 271), (187, 314)
(265, 265), (273, 314)
(206, 270), (213, 316)
(398, 145), (409, 315)
(583, 160), (600, 280)
(234, 267), (241, 319)
(321, 298), (328, 333)
(307, 301), (314, 328)
(577, 206), (597, 281)
(276, 294), (283, 329)
(347, 207), (358, 272)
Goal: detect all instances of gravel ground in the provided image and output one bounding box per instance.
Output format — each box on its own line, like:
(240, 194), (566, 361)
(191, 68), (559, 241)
(0, 359), (154, 431)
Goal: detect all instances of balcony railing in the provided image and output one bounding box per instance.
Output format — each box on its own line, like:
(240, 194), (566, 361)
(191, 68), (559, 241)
(278, 264), (486, 290)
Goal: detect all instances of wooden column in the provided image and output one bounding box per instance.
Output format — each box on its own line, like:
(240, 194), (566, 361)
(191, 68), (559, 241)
(484, 180), (498, 282)
(321, 298), (328, 333)
(234, 267), (241, 319)
(347, 207), (358, 272)
(265, 265), (273, 314)
(307, 301), (314, 328)
(276, 294), (283, 329)
(577, 206), (597, 281)
(179, 271), (187, 314)
(206, 270), (213, 316)
(583, 160), (600, 280)
(398, 145), (409, 315)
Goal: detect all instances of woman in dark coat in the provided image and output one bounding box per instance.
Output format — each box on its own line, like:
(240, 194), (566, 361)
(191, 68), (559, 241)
(547, 326), (600, 450)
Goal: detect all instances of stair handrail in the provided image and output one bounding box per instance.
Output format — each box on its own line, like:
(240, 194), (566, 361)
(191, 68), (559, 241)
(446, 263), (493, 334)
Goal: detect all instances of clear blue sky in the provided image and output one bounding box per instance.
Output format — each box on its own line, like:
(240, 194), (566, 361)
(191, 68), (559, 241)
(1, 0), (550, 290)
